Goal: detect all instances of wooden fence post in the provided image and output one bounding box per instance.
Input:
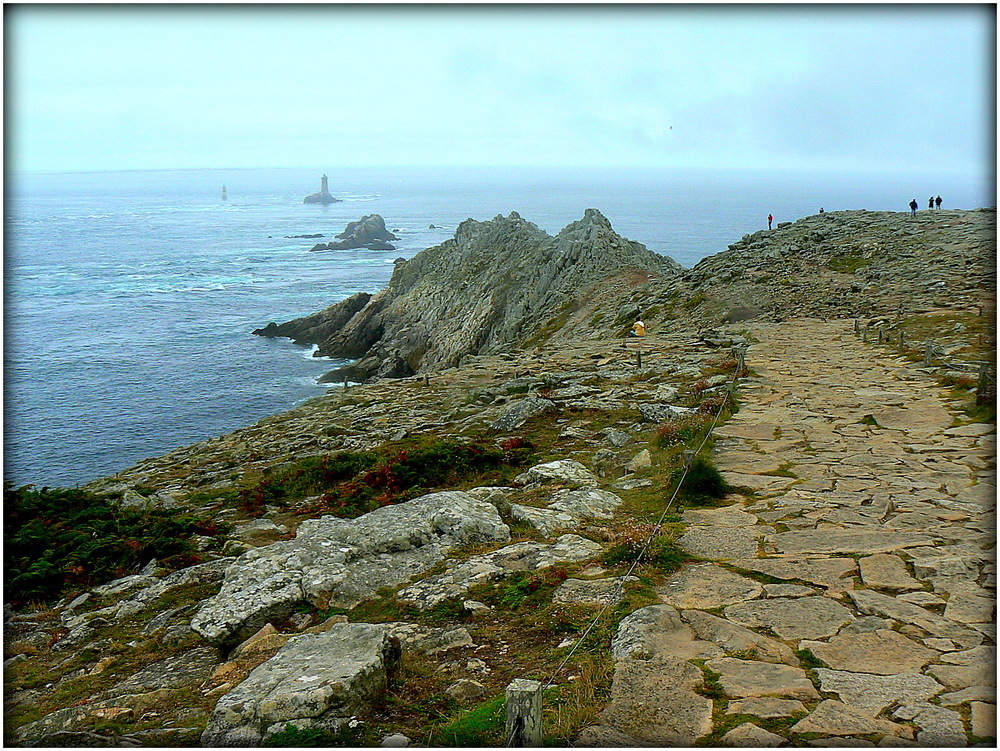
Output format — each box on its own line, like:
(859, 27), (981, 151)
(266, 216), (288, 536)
(343, 376), (349, 390)
(899, 331), (905, 350)
(505, 679), (543, 747)
(924, 341), (935, 367)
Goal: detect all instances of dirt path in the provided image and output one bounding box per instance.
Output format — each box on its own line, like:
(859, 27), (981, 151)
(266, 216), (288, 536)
(587, 318), (996, 746)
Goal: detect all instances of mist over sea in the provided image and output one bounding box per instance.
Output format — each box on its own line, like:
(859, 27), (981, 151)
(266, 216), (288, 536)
(4, 166), (992, 487)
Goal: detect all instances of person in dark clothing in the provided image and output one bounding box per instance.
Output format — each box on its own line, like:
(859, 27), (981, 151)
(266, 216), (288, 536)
(936, 195), (942, 209)
(767, 214), (773, 229)
(929, 197), (935, 209)
(909, 199), (918, 216)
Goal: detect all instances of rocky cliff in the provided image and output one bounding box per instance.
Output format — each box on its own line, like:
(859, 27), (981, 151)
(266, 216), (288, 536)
(6, 208), (995, 748)
(256, 209), (682, 382)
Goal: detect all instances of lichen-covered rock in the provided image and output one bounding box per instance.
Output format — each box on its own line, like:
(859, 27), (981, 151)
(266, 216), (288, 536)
(192, 491), (509, 646)
(514, 460), (600, 489)
(489, 397), (556, 431)
(201, 623), (400, 746)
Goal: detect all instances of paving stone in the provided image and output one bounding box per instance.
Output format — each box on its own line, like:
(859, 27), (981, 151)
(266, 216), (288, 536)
(730, 557), (857, 591)
(943, 590), (996, 623)
(800, 630), (940, 675)
(682, 610), (798, 665)
(724, 596), (854, 640)
(678, 526), (766, 560)
(762, 583), (818, 597)
(790, 700), (914, 740)
(721, 722), (785, 747)
(766, 528), (934, 556)
(892, 701), (967, 746)
(970, 702), (996, 739)
(897, 591), (946, 609)
(813, 669), (944, 713)
(612, 604), (722, 662)
(658, 563), (764, 610)
(939, 686), (996, 706)
(859, 554), (923, 592)
(928, 663), (996, 691)
(726, 697), (807, 718)
(682, 503), (759, 527)
(600, 657), (713, 746)
(940, 644), (996, 665)
(840, 615), (898, 634)
(704, 657), (820, 701)
(848, 589), (984, 648)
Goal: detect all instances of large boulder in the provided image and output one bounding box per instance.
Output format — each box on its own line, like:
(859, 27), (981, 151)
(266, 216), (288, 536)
(191, 491), (509, 647)
(201, 623), (400, 746)
(326, 215), (398, 250)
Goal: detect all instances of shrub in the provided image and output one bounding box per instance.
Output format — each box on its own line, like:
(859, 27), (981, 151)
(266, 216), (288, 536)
(247, 439), (535, 519)
(655, 414), (710, 447)
(4, 484), (220, 606)
(601, 521), (685, 573)
(670, 457), (730, 507)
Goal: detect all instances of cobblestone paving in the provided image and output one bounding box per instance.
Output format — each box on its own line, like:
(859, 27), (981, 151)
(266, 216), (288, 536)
(590, 319), (996, 746)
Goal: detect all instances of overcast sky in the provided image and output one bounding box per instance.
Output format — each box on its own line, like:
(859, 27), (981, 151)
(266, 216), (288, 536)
(6, 4), (994, 178)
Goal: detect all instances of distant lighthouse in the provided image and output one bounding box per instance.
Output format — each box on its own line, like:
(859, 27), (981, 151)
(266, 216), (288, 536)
(303, 174), (341, 204)
(221, 185), (228, 201)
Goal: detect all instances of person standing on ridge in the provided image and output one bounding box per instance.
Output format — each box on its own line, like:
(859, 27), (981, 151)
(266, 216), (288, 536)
(909, 199), (918, 217)
(767, 213), (773, 229)
(929, 197), (935, 210)
(936, 195), (942, 209)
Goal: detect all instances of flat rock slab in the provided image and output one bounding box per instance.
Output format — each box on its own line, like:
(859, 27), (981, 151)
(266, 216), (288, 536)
(727, 697), (807, 718)
(791, 699), (914, 740)
(192, 491), (509, 646)
(201, 623), (400, 746)
(730, 557), (857, 591)
(892, 701), (968, 746)
(848, 589), (984, 648)
(724, 596), (854, 640)
(814, 669), (944, 714)
(721, 722), (785, 747)
(682, 610), (797, 665)
(766, 528), (933, 556)
(704, 657), (820, 701)
(858, 553), (922, 592)
(658, 563), (764, 610)
(970, 701), (996, 739)
(612, 604), (722, 661)
(601, 657), (713, 746)
(678, 526), (767, 560)
(800, 629), (940, 675)
(681, 503), (759, 528)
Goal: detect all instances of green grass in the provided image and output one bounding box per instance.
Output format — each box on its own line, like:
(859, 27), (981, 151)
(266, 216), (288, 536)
(434, 695), (506, 746)
(826, 251), (872, 273)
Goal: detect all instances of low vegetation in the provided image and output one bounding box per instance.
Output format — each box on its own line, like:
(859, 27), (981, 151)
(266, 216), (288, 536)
(3, 483), (226, 606)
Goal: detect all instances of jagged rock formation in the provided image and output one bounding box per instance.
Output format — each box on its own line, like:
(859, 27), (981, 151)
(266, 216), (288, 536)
(312, 214), (399, 251)
(256, 209), (682, 382)
(303, 174), (341, 204)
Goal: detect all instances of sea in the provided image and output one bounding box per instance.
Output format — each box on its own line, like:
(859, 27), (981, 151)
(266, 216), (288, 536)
(4, 166), (992, 488)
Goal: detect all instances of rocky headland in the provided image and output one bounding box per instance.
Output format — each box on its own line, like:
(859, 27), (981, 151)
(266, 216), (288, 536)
(4, 208), (995, 747)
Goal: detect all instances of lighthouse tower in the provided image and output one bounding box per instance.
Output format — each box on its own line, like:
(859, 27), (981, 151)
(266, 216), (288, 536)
(321, 175), (329, 193)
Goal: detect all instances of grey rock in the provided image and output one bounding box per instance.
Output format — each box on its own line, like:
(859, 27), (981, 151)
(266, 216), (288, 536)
(681, 610), (798, 665)
(612, 604), (722, 661)
(705, 657), (820, 701)
(721, 722), (785, 747)
(814, 669), (944, 713)
(799, 630), (940, 675)
(489, 397), (556, 431)
(445, 679), (486, 702)
(790, 700), (914, 739)
(192, 491), (509, 646)
(514, 459), (600, 488)
(554, 576), (637, 607)
(658, 563), (764, 610)
(201, 623), (400, 746)
(892, 701), (967, 746)
(724, 596), (854, 640)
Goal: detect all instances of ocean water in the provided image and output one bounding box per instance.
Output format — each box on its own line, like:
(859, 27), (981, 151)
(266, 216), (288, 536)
(4, 166), (991, 487)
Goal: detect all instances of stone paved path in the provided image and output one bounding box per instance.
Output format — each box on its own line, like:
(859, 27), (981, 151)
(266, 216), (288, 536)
(588, 319), (996, 746)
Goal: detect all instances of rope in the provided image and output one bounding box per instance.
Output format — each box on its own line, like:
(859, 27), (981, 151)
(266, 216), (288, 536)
(538, 353), (744, 694)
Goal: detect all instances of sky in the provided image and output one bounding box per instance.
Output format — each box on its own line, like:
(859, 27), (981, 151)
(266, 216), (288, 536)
(4, 4), (995, 178)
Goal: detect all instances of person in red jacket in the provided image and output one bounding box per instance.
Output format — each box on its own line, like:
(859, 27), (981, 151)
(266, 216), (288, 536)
(767, 214), (773, 230)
